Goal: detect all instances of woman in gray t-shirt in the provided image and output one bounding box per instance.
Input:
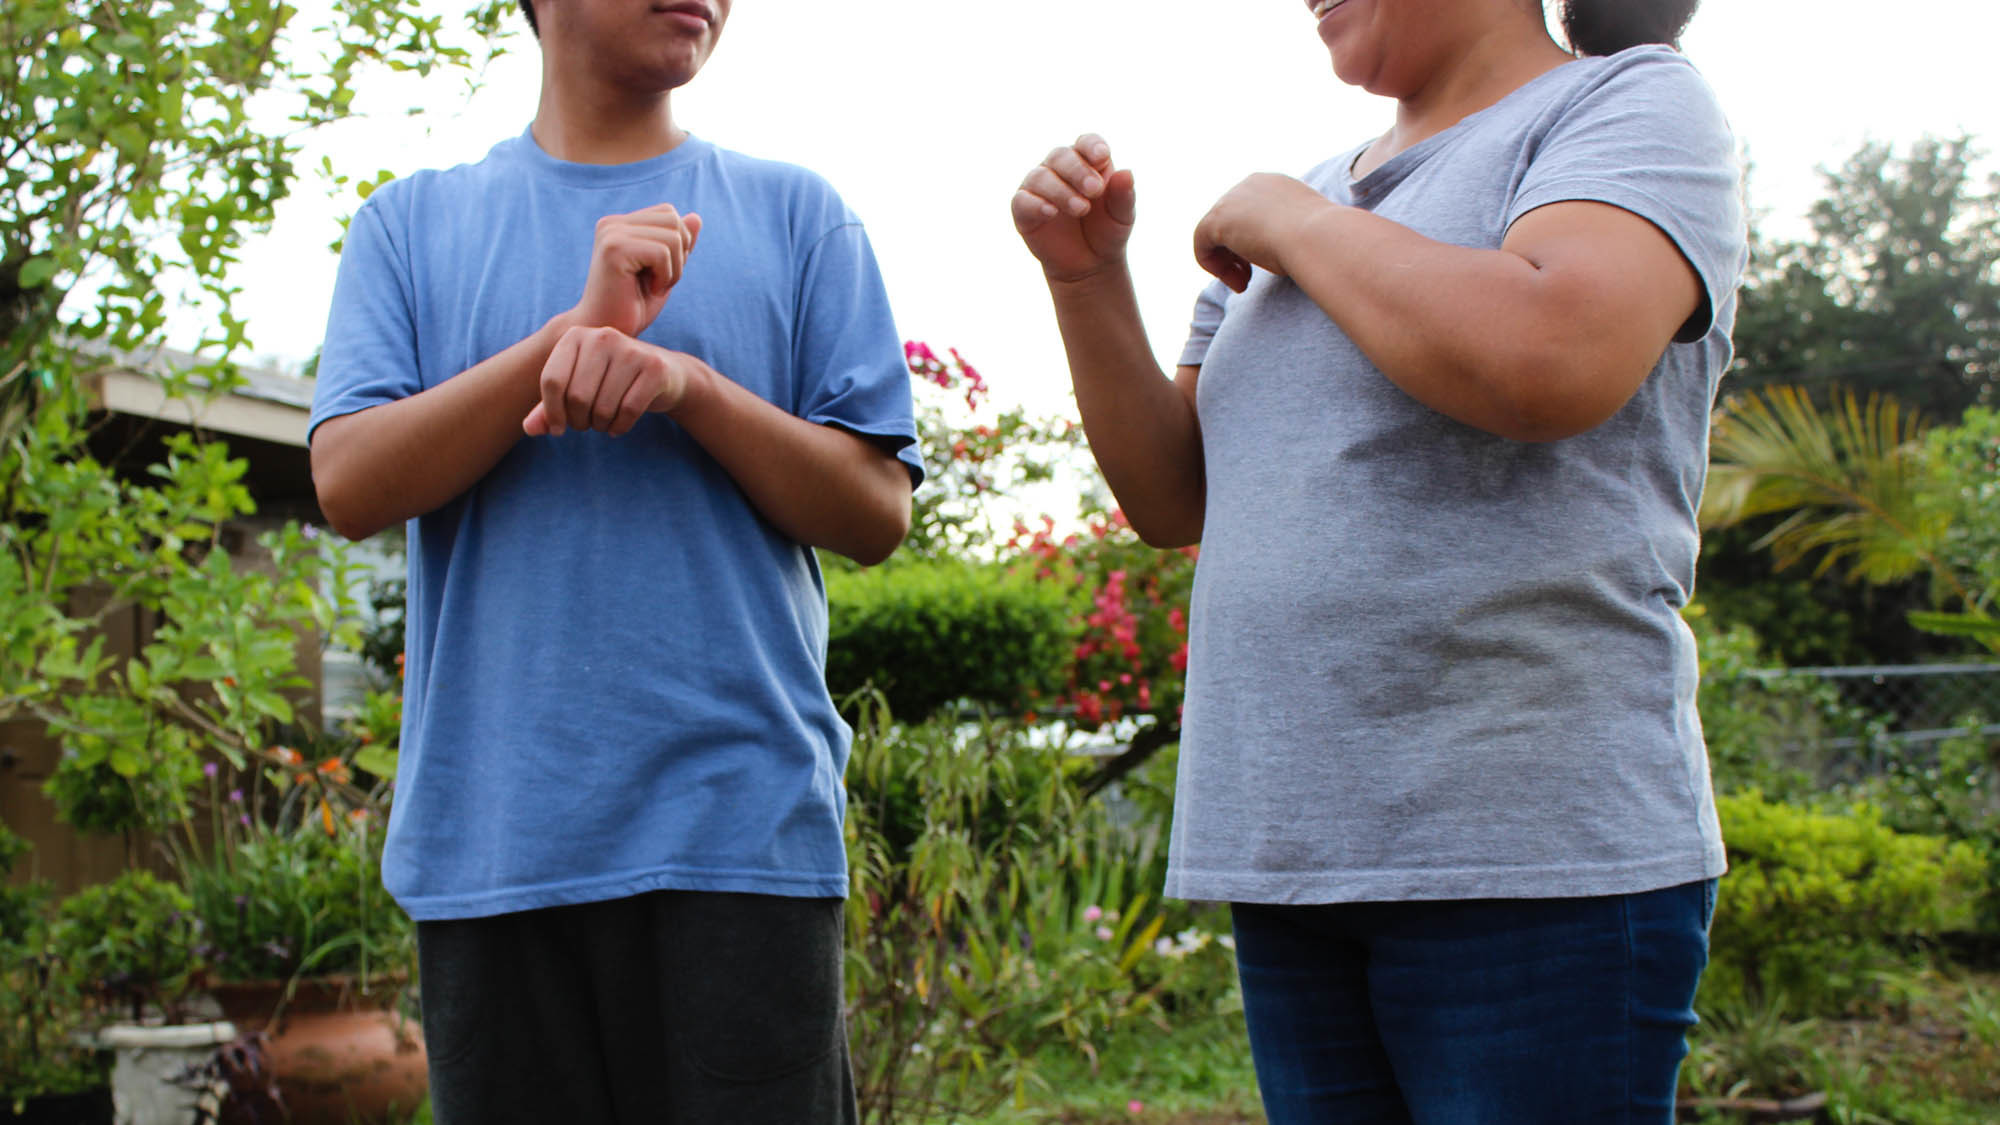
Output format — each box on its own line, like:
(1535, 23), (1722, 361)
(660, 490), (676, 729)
(1012, 0), (1745, 1121)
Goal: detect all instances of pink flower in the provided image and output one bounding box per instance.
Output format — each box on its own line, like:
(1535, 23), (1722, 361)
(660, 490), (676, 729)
(1095, 925), (1115, 941)
(1083, 905), (1103, 922)
(1127, 1100), (1145, 1115)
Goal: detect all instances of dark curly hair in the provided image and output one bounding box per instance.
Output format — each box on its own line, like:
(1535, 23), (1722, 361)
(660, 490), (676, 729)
(518, 0), (538, 37)
(1560, 0), (1699, 55)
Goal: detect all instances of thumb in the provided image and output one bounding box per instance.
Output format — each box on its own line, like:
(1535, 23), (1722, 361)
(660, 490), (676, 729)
(1102, 168), (1137, 227)
(682, 212), (703, 254)
(523, 401), (550, 436)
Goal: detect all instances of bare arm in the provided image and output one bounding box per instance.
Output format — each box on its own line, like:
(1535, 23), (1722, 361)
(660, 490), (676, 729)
(524, 327), (913, 566)
(1193, 175), (1702, 442)
(311, 315), (570, 541)
(1014, 136), (1206, 548)
(310, 205), (700, 541)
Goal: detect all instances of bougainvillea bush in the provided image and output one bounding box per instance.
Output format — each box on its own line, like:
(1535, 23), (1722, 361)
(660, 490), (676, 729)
(892, 343), (1196, 743)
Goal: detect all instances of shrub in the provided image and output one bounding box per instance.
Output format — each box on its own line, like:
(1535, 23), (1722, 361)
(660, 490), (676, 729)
(1859, 724), (2000, 932)
(842, 698), (1229, 1123)
(0, 826), (109, 1108)
(1705, 790), (1986, 1015)
(180, 818), (409, 984)
(1687, 603), (1882, 800)
(51, 869), (205, 1024)
(826, 558), (1075, 723)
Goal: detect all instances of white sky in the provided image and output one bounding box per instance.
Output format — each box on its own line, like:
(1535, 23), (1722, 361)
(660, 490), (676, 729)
(216, 0), (2000, 420)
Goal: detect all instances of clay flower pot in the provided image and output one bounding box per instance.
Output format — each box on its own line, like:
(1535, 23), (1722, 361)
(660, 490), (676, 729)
(206, 976), (426, 1125)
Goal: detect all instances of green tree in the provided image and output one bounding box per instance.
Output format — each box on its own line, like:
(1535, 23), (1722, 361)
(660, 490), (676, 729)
(1703, 136), (2000, 663)
(1, 0), (508, 836)
(1, 0), (509, 383)
(1730, 136), (2000, 421)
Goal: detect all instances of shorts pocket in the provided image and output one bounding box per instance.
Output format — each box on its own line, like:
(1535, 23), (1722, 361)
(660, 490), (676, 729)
(668, 895), (845, 1084)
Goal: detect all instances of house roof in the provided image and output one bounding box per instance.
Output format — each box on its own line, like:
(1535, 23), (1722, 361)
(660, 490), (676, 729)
(71, 340), (315, 449)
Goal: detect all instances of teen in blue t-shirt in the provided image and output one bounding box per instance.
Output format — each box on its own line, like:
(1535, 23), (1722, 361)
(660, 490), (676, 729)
(309, 0), (919, 1119)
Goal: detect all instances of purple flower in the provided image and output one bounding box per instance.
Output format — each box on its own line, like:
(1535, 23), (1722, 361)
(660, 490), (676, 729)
(301, 524), (321, 540)
(239, 814), (251, 827)
(202, 762), (218, 779)
(229, 789), (243, 804)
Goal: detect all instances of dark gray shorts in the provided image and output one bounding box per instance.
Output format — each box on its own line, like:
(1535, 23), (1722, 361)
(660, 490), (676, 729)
(417, 890), (857, 1125)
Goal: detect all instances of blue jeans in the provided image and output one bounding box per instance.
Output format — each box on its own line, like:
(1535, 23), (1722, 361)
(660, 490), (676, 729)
(1230, 879), (1716, 1125)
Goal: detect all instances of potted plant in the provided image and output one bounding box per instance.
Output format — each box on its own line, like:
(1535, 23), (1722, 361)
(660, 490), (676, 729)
(176, 747), (425, 1125)
(49, 868), (235, 1125)
(0, 827), (113, 1125)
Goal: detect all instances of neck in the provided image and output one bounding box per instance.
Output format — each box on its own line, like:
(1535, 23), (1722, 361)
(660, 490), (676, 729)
(530, 54), (686, 165)
(1383, 17), (1571, 160)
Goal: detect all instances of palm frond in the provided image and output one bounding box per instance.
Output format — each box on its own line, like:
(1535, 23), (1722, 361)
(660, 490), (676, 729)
(1703, 386), (1963, 598)
(1906, 610), (2000, 655)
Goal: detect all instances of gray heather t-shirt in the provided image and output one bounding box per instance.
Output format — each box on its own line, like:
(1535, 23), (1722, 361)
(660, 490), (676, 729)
(1167, 45), (1746, 905)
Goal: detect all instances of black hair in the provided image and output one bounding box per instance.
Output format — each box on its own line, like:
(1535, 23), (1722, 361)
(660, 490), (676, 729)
(1559, 0), (1699, 56)
(518, 0), (538, 37)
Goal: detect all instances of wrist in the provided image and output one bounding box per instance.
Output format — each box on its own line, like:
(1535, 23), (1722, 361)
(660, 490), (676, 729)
(657, 350), (715, 421)
(1046, 259), (1135, 304)
(1285, 198), (1345, 271)
(540, 309), (584, 348)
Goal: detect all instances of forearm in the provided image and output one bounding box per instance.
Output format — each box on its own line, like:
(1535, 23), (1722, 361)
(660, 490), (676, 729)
(311, 315), (571, 540)
(1281, 204), (1639, 442)
(668, 360), (912, 566)
(1046, 265), (1205, 547)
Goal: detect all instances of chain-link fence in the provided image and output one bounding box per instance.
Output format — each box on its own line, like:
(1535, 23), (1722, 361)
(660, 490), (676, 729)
(1736, 663), (2000, 748)
(1709, 662), (2000, 792)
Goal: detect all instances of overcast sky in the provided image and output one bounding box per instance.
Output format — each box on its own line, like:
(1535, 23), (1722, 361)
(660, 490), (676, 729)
(213, 0), (2000, 419)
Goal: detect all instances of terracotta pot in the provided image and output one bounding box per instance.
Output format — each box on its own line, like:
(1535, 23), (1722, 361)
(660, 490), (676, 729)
(207, 977), (426, 1125)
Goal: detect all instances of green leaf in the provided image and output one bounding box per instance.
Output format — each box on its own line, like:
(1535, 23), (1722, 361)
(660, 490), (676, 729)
(246, 691), (294, 723)
(352, 746), (399, 780)
(108, 746), (144, 778)
(18, 257), (59, 289)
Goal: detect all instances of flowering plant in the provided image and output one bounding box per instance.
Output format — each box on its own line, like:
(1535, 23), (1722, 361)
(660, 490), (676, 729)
(901, 341), (1091, 561)
(1008, 509), (1196, 732)
(169, 740), (408, 987)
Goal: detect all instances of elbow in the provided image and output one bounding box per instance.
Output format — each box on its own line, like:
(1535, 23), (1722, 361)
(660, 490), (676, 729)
(840, 487), (912, 568)
(315, 486), (387, 543)
(310, 447), (387, 542)
(1129, 505), (1203, 551)
(1134, 523), (1200, 551)
(1477, 353), (1626, 444)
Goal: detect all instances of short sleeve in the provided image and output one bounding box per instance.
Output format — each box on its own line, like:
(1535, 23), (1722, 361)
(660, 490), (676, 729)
(309, 197), (422, 440)
(1507, 47), (1746, 342)
(1178, 279), (1233, 367)
(793, 222), (925, 486)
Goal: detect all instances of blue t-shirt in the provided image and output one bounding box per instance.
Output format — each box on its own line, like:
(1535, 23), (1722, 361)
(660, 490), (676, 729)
(311, 130), (923, 921)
